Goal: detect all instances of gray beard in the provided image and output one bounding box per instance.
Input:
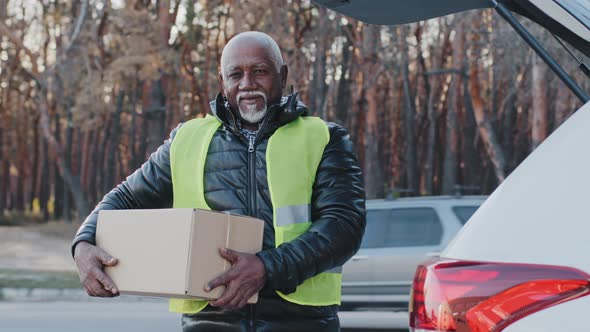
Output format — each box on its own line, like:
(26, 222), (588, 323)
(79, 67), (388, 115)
(239, 104), (268, 124)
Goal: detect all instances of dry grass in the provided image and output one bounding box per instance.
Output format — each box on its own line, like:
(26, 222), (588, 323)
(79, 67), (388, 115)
(0, 268), (81, 289)
(29, 220), (80, 240)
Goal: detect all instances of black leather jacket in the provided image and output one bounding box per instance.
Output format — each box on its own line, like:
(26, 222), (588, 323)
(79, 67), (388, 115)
(72, 93), (366, 331)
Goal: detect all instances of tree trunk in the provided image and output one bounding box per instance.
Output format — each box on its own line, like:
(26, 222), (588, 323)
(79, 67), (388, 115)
(311, 6), (328, 117)
(0, 120), (5, 214)
(442, 21), (464, 195)
(531, 53), (548, 151)
(0, 0), (7, 19)
(132, 80), (144, 168)
(36, 92), (89, 221)
(501, 73), (516, 168)
(0, 56), (7, 214)
(334, 23), (353, 126)
(468, 63), (507, 183)
(53, 111), (64, 219)
(362, 25), (384, 199)
(423, 49), (443, 195)
(40, 139), (50, 221)
(398, 25), (418, 193)
(144, 79), (167, 155)
(64, 107), (74, 220)
(554, 82), (571, 128)
(34, 113), (51, 220)
(99, 115), (111, 196)
(32, 114), (40, 215)
(85, 129), (97, 201)
(105, 91), (124, 191)
(80, 127), (91, 197)
(131, 91), (138, 168)
(15, 96), (27, 212)
(443, 80), (459, 195)
(462, 62), (478, 187)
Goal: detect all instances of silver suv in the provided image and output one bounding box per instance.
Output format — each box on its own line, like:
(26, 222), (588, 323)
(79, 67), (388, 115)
(341, 195), (486, 311)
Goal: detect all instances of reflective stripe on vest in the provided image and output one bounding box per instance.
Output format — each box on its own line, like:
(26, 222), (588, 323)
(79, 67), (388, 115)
(168, 115), (340, 314)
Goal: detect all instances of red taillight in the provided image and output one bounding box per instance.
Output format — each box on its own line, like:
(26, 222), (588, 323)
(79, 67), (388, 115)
(409, 258), (590, 332)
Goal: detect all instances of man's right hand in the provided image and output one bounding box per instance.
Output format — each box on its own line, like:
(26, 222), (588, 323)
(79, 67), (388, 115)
(74, 241), (120, 297)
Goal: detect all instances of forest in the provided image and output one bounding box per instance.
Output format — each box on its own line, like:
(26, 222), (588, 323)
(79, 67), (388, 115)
(0, 0), (587, 222)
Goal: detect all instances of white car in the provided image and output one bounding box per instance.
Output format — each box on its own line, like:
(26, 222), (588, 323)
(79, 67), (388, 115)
(312, 0), (590, 331)
(409, 101), (590, 332)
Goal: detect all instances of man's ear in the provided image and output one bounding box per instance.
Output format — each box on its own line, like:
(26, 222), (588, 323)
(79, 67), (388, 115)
(280, 65), (288, 90)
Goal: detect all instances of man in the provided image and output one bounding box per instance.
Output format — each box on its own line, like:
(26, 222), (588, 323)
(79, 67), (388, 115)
(72, 31), (366, 331)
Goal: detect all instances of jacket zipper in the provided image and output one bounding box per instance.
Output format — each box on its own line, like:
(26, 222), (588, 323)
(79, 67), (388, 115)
(221, 105), (281, 332)
(245, 116), (274, 332)
(248, 134), (256, 216)
(248, 304), (256, 332)
(245, 113), (272, 216)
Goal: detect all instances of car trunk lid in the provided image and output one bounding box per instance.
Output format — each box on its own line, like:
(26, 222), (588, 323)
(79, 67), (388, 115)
(312, 0), (590, 58)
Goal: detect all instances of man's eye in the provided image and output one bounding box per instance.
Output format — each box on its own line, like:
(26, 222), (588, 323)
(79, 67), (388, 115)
(255, 70), (267, 74)
(229, 72), (241, 78)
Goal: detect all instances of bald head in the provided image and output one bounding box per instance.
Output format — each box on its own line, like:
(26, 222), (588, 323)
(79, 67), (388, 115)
(218, 31), (288, 127)
(220, 31), (284, 74)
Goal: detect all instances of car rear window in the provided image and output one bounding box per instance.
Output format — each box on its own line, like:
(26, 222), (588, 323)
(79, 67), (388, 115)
(361, 208), (442, 248)
(452, 206), (479, 225)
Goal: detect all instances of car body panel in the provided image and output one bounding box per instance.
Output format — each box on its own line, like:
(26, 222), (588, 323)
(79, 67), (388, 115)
(312, 0), (590, 58)
(503, 295), (590, 331)
(443, 101), (590, 271)
(555, 0), (590, 30)
(531, 0), (590, 41)
(310, 0), (590, 328)
(341, 247), (373, 296)
(312, 0), (491, 26)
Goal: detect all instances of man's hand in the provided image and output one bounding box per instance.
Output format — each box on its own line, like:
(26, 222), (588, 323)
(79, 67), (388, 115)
(74, 241), (120, 297)
(206, 248), (266, 310)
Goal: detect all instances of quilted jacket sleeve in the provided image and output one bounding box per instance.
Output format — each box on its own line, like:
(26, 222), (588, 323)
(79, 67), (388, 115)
(256, 123), (366, 293)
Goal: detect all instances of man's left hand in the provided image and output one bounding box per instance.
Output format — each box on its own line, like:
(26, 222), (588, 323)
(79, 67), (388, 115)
(206, 248), (266, 309)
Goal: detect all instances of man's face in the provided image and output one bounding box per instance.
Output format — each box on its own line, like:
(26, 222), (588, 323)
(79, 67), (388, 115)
(220, 43), (287, 124)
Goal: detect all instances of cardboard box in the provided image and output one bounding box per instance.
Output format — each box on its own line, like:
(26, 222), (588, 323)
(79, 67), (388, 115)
(95, 208), (264, 303)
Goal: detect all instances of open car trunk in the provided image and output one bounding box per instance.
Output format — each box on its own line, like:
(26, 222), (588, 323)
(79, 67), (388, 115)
(312, 0), (492, 25)
(313, 0), (590, 102)
(313, 0), (590, 58)
(507, 0), (590, 58)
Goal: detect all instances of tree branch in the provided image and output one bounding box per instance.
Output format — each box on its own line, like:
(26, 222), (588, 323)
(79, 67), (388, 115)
(0, 21), (39, 75)
(66, 0), (89, 54)
(424, 68), (466, 76)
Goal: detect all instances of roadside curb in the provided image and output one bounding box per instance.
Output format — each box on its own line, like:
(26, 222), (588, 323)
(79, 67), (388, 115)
(0, 287), (167, 303)
(0, 287), (87, 302)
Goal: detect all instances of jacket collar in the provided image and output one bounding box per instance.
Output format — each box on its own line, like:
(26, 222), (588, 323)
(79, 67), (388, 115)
(209, 92), (309, 134)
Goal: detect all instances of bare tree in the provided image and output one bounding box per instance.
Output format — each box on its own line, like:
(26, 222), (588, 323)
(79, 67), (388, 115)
(531, 53), (548, 150)
(398, 25), (419, 193)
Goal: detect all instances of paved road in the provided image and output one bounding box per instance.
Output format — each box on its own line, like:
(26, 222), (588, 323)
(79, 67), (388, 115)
(0, 300), (178, 332)
(0, 299), (408, 332)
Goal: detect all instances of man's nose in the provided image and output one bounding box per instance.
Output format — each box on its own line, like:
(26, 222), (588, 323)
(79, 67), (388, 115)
(238, 72), (256, 90)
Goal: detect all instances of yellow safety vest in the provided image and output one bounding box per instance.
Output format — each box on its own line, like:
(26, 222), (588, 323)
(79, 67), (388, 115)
(168, 114), (341, 313)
